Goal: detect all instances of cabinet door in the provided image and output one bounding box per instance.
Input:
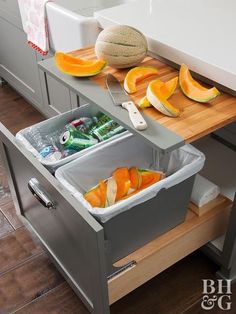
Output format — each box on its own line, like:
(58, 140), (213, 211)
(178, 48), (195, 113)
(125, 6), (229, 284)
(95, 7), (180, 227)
(0, 0), (22, 28)
(0, 123), (109, 314)
(0, 17), (43, 111)
(39, 71), (79, 117)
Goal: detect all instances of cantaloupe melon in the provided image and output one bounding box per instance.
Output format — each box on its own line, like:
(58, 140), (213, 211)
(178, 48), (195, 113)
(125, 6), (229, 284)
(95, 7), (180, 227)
(129, 167), (141, 189)
(55, 52), (106, 77)
(112, 167), (131, 201)
(179, 64), (220, 102)
(95, 25), (148, 69)
(84, 180), (107, 208)
(124, 66), (158, 94)
(106, 177), (117, 207)
(147, 80), (180, 117)
(138, 169), (163, 189)
(138, 77), (178, 108)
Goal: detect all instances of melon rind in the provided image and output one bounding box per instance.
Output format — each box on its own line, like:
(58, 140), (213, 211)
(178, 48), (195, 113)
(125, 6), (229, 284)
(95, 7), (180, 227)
(147, 82), (180, 117)
(95, 25), (148, 69)
(179, 64), (220, 102)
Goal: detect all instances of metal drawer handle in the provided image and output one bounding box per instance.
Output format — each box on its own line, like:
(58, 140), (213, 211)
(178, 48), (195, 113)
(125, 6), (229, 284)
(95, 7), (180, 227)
(28, 178), (55, 210)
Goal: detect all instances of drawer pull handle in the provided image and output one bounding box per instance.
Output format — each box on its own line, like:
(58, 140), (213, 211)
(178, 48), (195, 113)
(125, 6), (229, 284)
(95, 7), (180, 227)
(28, 178), (55, 210)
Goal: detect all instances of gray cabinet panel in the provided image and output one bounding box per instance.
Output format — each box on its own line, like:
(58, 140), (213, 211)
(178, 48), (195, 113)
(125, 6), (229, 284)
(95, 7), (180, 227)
(0, 17), (43, 110)
(214, 122), (236, 148)
(0, 0), (20, 16)
(0, 123), (110, 314)
(46, 74), (75, 113)
(39, 70), (79, 117)
(0, 0), (22, 28)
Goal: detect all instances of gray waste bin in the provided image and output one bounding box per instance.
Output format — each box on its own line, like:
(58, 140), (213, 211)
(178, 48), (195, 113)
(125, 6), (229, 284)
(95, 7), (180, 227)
(55, 134), (205, 271)
(16, 104), (128, 172)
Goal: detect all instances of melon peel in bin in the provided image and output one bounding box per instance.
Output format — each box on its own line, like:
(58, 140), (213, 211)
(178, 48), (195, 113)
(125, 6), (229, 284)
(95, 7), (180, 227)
(55, 134), (205, 272)
(15, 105), (128, 172)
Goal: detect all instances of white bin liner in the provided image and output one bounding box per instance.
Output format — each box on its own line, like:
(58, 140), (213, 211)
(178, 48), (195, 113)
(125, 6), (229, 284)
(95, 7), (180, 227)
(15, 105), (129, 172)
(55, 134), (205, 222)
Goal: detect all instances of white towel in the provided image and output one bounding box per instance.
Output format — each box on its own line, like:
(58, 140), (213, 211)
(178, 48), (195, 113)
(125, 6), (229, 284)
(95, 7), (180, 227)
(191, 174), (220, 207)
(18, 0), (52, 55)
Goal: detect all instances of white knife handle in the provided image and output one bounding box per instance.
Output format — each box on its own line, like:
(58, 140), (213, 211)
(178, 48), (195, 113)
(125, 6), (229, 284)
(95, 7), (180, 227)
(122, 101), (147, 130)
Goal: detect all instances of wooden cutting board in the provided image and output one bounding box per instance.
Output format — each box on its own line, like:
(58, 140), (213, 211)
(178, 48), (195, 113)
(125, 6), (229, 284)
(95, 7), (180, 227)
(70, 46), (236, 143)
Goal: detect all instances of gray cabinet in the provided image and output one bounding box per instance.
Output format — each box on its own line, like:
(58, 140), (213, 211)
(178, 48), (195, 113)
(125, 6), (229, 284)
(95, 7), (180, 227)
(0, 0), (79, 117)
(0, 16), (44, 111)
(39, 70), (80, 117)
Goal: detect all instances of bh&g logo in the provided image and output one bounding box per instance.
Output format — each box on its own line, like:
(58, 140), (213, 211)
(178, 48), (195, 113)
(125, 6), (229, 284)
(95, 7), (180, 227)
(201, 279), (232, 311)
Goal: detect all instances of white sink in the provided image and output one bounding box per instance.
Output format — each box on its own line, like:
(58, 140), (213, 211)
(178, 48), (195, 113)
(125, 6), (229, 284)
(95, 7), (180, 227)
(46, 0), (133, 52)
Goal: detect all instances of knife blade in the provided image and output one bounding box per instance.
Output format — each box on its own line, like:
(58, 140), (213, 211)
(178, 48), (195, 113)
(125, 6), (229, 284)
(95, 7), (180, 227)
(106, 74), (147, 131)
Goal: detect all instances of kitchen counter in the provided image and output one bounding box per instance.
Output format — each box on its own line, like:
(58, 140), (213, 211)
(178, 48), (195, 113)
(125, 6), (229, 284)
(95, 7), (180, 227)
(95, 0), (236, 92)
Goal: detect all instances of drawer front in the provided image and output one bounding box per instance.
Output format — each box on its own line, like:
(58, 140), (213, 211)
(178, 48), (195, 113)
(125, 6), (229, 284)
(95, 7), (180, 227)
(0, 123), (109, 314)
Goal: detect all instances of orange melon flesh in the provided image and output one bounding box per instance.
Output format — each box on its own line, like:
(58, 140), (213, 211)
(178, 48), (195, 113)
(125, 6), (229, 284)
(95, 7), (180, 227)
(147, 80), (180, 117)
(84, 180), (107, 208)
(99, 180), (107, 208)
(139, 77), (178, 108)
(124, 66), (158, 94)
(84, 186), (102, 208)
(179, 64), (220, 102)
(112, 167), (131, 201)
(122, 169), (163, 200)
(55, 52), (106, 77)
(139, 169), (162, 189)
(129, 167), (141, 189)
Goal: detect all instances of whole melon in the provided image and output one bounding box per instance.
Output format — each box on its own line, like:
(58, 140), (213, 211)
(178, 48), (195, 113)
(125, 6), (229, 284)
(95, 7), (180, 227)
(95, 25), (148, 69)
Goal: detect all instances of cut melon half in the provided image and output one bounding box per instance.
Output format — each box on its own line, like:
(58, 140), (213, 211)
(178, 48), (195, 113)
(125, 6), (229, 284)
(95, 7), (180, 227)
(147, 80), (180, 117)
(138, 77), (178, 108)
(55, 52), (106, 77)
(179, 64), (220, 102)
(124, 66), (158, 94)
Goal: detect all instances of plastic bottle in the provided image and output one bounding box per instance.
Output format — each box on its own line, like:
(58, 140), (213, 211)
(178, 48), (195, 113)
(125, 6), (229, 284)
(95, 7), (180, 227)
(67, 117), (98, 134)
(28, 127), (62, 161)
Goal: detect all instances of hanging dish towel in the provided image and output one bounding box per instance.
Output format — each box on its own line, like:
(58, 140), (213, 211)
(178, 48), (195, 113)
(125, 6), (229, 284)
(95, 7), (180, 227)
(18, 0), (52, 55)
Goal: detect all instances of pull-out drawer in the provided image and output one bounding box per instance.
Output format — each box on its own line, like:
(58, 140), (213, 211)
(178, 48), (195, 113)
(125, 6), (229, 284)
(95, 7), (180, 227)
(0, 124), (110, 313)
(1, 45), (235, 313)
(0, 120), (231, 314)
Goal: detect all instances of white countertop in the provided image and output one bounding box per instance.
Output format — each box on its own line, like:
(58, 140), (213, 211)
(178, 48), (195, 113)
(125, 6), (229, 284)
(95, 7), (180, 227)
(95, 0), (236, 91)
(53, 0), (130, 17)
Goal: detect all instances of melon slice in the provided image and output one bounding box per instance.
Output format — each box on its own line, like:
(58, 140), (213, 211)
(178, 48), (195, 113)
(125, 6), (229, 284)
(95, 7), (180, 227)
(84, 180), (107, 208)
(124, 66), (158, 94)
(106, 177), (117, 207)
(138, 169), (163, 189)
(179, 64), (220, 102)
(112, 167), (131, 201)
(55, 52), (106, 77)
(139, 77), (178, 108)
(147, 80), (180, 117)
(121, 169), (163, 200)
(99, 180), (107, 208)
(129, 167), (142, 189)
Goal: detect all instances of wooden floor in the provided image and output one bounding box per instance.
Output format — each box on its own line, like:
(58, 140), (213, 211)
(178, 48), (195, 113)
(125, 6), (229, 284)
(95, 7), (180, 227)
(0, 85), (235, 313)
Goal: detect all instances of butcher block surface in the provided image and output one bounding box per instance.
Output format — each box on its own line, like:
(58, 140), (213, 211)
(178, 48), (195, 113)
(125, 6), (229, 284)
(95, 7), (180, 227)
(70, 46), (236, 143)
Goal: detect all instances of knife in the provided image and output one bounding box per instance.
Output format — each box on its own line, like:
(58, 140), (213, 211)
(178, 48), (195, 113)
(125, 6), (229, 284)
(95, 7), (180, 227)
(106, 74), (147, 131)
